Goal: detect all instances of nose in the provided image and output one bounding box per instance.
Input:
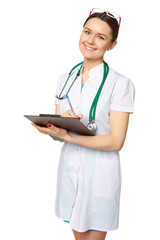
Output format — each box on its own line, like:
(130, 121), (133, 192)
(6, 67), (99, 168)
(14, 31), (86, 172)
(87, 35), (95, 45)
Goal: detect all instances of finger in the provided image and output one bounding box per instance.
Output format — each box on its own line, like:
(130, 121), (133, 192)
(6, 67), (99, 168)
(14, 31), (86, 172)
(77, 114), (83, 120)
(32, 123), (43, 131)
(62, 111), (70, 117)
(32, 123), (51, 134)
(36, 126), (50, 134)
(32, 123), (37, 127)
(67, 110), (77, 118)
(63, 110), (77, 118)
(62, 112), (68, 117)
(47, 124), (57, 130)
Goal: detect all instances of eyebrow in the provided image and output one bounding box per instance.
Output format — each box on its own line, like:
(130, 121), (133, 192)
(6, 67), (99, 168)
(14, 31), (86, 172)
(84, 27), (108, 38)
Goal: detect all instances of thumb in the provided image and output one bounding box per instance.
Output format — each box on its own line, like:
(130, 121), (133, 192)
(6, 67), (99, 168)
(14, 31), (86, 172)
(77, 114), (83, 120)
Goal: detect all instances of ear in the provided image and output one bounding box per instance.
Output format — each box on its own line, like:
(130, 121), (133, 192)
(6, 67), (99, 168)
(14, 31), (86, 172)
(108, 40), (117, 51)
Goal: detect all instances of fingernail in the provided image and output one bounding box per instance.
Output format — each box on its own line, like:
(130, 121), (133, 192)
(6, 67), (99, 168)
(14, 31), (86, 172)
(77, 117), (81, 120)
(47, 124), (52, 127)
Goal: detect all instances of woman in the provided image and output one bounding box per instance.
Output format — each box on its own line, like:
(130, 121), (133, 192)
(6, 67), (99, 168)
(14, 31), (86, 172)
(32, 9), (135, 240)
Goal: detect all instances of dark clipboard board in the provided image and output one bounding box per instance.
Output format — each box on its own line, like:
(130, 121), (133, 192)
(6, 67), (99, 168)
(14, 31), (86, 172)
(24, 114), (95, 141)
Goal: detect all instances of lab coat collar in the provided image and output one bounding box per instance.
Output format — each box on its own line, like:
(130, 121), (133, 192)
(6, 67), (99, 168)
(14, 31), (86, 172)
(81, 62), (104, 78)
(89, 62), (104, 77)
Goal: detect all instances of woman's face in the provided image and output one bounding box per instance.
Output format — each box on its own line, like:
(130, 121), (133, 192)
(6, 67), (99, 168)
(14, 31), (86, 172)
(79, 17), (117, 61)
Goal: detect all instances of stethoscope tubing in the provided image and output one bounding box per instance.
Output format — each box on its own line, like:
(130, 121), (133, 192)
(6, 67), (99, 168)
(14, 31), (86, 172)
(89, 62), (109, 121)
(56, 61), (109, 131)
(58, 62), (83, 99)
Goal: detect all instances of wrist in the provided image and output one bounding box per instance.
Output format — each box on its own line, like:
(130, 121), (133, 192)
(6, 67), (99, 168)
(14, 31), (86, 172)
(63, 131), (73, 143)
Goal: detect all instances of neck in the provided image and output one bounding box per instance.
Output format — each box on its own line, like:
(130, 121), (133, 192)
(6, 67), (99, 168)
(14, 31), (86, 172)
(82, 58), (104, 75)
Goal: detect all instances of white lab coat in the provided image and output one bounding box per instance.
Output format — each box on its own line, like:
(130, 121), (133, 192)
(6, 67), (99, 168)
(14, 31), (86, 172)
(54, 62), (135, 232)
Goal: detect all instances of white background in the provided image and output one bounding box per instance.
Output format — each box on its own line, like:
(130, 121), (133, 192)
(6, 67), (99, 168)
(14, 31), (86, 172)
(0, 0), (160, 239)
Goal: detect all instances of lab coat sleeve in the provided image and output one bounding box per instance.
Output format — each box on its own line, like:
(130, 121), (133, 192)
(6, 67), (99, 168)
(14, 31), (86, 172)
(110, 77), (135, 113)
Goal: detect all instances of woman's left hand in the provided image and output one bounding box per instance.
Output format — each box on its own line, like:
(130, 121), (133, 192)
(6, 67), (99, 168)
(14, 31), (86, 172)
(32, 123), (68, 140)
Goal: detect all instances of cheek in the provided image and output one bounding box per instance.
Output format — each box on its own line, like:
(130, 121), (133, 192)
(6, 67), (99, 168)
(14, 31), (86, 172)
(79, 36), (84, 54)
(79, 33), (87, 50)
(79, 34), (83, 47)
(79, 36), (83, 50)
(79, 32), (86, 44)
(98, 42), (110, 53)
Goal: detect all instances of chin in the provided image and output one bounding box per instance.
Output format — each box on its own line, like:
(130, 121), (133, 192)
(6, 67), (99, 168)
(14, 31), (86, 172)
(80, 49), (96, 60)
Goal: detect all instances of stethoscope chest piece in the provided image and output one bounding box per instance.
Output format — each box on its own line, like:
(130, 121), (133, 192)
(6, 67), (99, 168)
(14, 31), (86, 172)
(87, 120), (97, 131)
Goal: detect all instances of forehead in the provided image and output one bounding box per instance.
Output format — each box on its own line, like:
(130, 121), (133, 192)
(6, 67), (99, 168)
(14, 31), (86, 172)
(84, 17), (112, 36)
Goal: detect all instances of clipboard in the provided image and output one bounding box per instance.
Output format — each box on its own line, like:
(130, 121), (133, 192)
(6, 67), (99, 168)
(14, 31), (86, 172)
(24, 114), (95, 141)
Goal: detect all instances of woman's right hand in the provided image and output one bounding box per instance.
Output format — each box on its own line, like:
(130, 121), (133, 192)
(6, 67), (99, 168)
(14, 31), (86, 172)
(57, 110), (82, 143)
(63, 110), (83, 120)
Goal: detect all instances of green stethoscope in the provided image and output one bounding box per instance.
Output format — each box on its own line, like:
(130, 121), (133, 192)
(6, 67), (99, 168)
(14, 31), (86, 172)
(56, 61), (109, 131)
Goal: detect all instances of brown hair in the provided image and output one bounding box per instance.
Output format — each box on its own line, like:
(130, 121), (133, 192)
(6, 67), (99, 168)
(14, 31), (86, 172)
(83, 12), (119, 42)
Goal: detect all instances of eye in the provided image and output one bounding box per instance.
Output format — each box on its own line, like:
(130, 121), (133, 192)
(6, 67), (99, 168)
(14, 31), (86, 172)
(84, 30), (90, 35)
(98, 36), (104, 40)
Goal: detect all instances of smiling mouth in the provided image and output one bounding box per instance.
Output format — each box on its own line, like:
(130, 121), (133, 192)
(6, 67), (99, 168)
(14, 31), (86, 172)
(84, 44), (96, 51)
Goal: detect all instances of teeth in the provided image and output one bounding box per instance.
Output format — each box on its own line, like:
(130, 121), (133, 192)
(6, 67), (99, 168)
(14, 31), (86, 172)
(85, 45), (95, 51)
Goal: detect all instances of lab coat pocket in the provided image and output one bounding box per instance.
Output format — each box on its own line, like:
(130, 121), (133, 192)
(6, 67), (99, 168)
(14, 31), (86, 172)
(92, 158), (121, 198)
